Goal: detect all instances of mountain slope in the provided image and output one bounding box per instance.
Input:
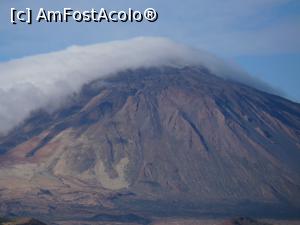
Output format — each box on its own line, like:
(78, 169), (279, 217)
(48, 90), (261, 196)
(0, 66), (299, 219)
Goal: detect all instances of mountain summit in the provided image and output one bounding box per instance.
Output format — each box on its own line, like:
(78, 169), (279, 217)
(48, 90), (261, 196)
(0, 66), (299, 220)
(0, 37), (274, 135)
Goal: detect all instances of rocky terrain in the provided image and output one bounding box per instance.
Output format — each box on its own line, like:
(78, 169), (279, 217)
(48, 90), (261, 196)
(0, 66), (299, 223)
(3, 216), (300, 225)
(0, 217), (46, 225)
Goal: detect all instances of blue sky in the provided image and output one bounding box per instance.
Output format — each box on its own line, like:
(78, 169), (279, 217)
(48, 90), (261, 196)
(1, 0), (300, 102)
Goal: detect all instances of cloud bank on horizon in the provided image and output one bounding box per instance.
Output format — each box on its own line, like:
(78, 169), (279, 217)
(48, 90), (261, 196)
(0, 37), (281, 134)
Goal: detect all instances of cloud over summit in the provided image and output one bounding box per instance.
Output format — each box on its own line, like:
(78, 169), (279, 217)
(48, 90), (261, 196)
(0, 37), (276, 134)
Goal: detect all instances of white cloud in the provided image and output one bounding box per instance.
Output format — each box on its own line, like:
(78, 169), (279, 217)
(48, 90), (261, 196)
(0, 37), (277, 134)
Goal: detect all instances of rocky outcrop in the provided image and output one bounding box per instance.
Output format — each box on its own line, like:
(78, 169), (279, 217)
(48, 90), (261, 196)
(222, 217), (272, 225)
(0, 218), (47, 225)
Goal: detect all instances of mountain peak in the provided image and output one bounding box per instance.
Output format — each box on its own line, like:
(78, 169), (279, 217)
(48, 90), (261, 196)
(0, 38), (275, 134)
(0, 66), (299, 219)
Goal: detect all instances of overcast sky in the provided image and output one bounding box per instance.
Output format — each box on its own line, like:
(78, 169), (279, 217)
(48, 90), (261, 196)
(0, 0), (300, 102)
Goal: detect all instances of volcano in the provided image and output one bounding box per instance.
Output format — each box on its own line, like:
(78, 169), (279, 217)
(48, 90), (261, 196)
(0, 65), (300, 222)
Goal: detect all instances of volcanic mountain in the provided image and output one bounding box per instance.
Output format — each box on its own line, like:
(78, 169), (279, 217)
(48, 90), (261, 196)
(0, 61), (300, 221)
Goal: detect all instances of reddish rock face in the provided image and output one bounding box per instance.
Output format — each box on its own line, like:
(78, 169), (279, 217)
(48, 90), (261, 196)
(0, 66), (299, 219)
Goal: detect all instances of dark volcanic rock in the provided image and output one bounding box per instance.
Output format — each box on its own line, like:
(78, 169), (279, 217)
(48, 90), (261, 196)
(91, 213), (151, 225)
(222, 217), (272, 225)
